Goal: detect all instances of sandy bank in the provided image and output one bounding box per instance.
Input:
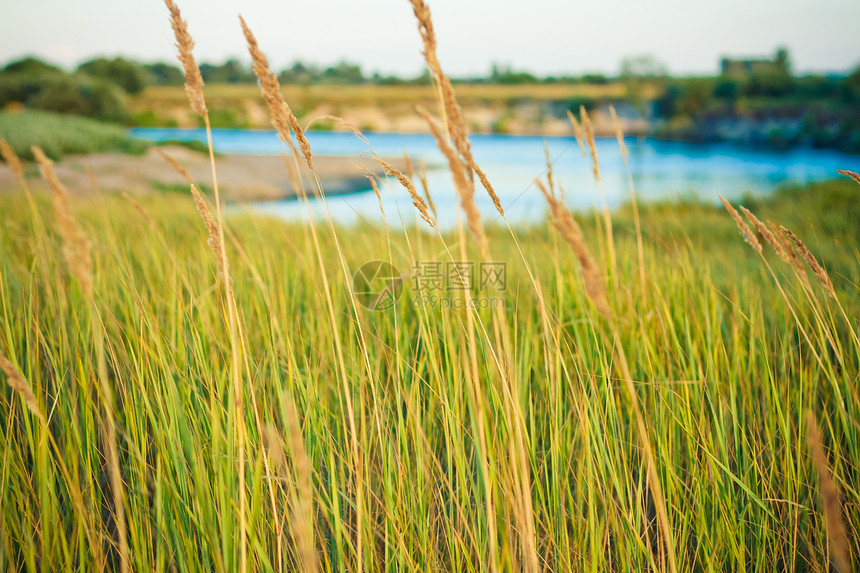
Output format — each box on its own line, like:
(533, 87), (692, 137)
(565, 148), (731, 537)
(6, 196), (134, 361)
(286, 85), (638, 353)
(0, 145), (405, 202)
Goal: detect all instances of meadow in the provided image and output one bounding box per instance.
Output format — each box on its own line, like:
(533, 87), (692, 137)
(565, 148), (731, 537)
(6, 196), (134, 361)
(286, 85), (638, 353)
(0, 0), (858, 571)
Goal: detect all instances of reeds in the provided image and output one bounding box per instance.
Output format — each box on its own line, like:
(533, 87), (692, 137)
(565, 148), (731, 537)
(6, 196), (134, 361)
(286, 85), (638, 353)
(154, 147), (194, 184)
(806, 411), (851, 573)
(32, 145), (93, 297)
(837, 169), (860, 185)
(536, 180), (610, 317)
(719, 195), (762, 253)
(580, 106), (600, 181)
(374, 156), (436, 230)
(241, 16), (313, 169)
(164, 0), (205, 117)
(0, 355), (44, 423)
(780, 225), (836, 298)
(565, 110), (587, 158)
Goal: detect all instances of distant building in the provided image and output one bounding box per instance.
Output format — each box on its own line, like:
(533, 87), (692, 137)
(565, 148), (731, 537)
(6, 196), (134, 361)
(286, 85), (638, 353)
(720, 48), (790, 77)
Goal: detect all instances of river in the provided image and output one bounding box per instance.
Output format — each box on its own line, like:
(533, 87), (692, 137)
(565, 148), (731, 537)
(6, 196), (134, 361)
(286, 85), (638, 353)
(131, 127), (856, 228)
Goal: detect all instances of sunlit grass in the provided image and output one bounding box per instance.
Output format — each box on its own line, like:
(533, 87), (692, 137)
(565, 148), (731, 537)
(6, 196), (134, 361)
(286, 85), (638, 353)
(0, 175), (857, 570)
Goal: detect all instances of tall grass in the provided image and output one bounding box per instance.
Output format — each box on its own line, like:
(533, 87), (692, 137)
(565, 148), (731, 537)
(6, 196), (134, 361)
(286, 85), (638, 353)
(0, 2), (858, 572)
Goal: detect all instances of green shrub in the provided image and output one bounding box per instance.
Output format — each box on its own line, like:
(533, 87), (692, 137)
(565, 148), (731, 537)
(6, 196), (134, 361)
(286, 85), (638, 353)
(0, 72), (129, 122)
(0, 110), (148, 160)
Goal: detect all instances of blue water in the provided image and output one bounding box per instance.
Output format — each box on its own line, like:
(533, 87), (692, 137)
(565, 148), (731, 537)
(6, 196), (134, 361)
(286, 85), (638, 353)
(131, 127), (857, 228)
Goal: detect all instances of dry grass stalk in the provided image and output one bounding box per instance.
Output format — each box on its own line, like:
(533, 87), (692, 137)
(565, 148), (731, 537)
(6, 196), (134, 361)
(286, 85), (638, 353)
(1, 355), (45, 423)
(240, 16), (313, 169)
(780, 226), (835, 298)
(544, 141), (555, 195)
(740, 206), (789, 264)
(767, 220), (803, 271)
(472, 158), (504, 217)
(283, 402), (318, 573)
(121, 193), (157, 231)
(164, 0), (206, 117)
(403, 152), (414, 180)
(537, 180), (611, 317)
(154, 147), (194, 184)
(32, 146), (94, 298)
(353, 163), (385, 219)
(374, 157), (436, 230)
(608, 105), (628, 160)
(304, 115), (370, 148)
(408, 0), (473, 167)
(718, 195), (762, 253)
(191, 184), (231, 285)
(0, 139), (24, 180)
(806, 411), (851, 573)
(580, 106), (600, 181)
(416, 106), (484, 241)
(837, 169), (860, 185)
(565, 110), (587, 158)
(417, 160), (437, 219)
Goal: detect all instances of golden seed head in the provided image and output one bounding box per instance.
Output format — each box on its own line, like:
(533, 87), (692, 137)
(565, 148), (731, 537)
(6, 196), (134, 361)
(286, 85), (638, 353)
(719, 195), (761, 253)
(164, 0), (206, 117)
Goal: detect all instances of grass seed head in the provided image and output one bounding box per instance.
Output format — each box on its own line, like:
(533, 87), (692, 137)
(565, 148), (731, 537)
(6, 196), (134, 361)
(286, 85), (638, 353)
(1, 355), (45, 423)
(164, 0), (206, 117)
(537, 180), (611, 317)
(837, 169), (860, 185)
(0, 139), (24, 180)
(241, 15), (314, 169)
(719, 195), (761, 254)
(33, 146), (93, 298)
(780, 225), (835, 298)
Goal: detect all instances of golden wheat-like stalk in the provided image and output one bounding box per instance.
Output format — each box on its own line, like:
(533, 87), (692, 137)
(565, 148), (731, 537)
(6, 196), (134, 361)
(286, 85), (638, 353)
(472, 158), (504, 217)
(718, 195), (762, 253)
(608, 105), (628, 160)
(1, 355), (45, 423)
(354, 163), (386, 219)
(121, 193), (157, 230)
(240, 16), (313, 169)
(417, 160), (437, 220)
(565, 110), (588, 158)
(32, 146), (94, 298)
(154, 147), (194, 184)
(408, 0), (473, 166)
(580, 106), (601, 181)
(780, 225), (835, 298)
(374, 157), (436, 230)
(164, 0), (206, 117)
(190, 184), (231, 285)
(283, 401), (319, 573)
(537, 180), (610, 317)
(739, 206), (789, 264)
(415, 106), (483, 241)
(806, 411), (851, 573)
(0, 139), (24, 180)
(837, 169), (860, 185)
(767, 220), (803, 271)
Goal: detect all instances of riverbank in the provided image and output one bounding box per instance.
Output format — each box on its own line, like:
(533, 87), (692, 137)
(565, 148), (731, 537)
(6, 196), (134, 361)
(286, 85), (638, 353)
(0, 145), (404, 202)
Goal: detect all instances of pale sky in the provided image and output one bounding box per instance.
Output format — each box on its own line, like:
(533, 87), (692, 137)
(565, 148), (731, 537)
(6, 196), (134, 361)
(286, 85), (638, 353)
(2, 0), (859, 76)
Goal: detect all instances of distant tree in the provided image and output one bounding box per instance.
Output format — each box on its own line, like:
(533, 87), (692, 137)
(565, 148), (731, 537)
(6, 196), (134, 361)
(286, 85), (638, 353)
(620, 55), (668, 113)
(77, 57), (147, 94)
(199, 59), (255, 84)
(3, 57), (63, 75)
(774, 47), (791, 75)
(143, 62), (184, 86)
(619, 55), (668, 79)
(321, 61), (364, 84)
(713, 79), (740, 101)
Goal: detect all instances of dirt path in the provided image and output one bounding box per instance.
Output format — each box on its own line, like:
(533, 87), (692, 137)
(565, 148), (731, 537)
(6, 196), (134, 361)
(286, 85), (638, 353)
(0, 145), (404, 202)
